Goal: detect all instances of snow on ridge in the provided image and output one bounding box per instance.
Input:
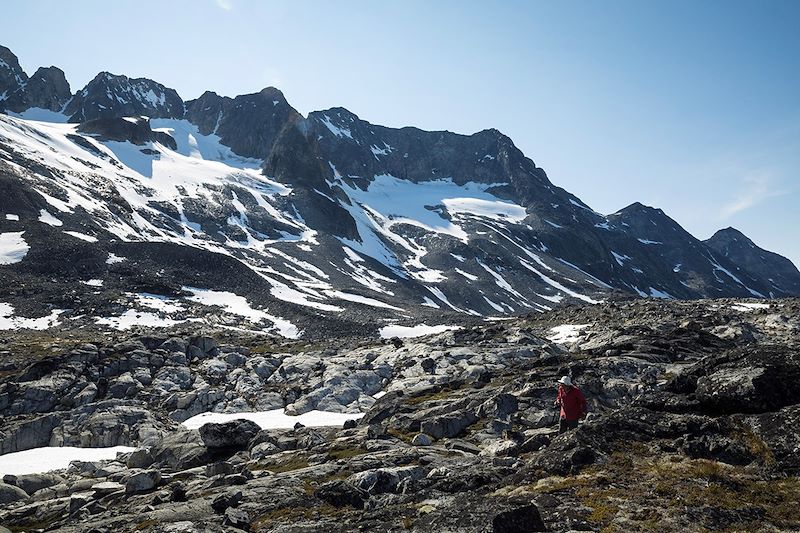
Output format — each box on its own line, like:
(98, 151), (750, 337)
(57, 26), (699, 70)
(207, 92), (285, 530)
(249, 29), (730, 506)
(319, 115), (353, 139)
(63, 230), (98, 242)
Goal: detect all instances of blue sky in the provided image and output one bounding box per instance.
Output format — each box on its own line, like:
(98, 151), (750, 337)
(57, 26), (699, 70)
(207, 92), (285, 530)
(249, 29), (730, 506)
(5, 0), (799, 265)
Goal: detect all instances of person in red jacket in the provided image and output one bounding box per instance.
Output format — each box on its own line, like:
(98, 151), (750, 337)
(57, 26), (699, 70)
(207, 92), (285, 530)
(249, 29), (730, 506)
(554, 375), (588, 433)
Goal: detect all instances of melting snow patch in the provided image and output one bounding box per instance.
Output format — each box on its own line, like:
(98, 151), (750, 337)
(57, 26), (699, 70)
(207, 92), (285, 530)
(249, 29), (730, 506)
(379, 323), (460, 339)
(81, 279), (104, 287)
(731, 302), (770, 312)
(106, 253), (126, 264)
(96, 310), (185, 331)
(0, 232), (29, 264)
(547, 324), (591, 345)
(184, 287), (300, 338)
(648, 287), (674, 299)
(637, 238), (662, 245)
(421, 296), (440, 309)
(319, 115), (353, 139)
(0, 303), (63, 330)
(611, 251), (630, 266)
(64, 231), (98, 242)
(182, 409), (363, 430)
(0, 446), (135, 476)
(38, 209), (63, 226)
(544, 219), (563, 229)
(4, 214), (19, 221)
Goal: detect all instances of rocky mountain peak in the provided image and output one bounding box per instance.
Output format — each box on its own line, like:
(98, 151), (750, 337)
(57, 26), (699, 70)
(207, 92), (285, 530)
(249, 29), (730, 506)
(64, 71), (185, 122)
(706, 227), (800, 296)
(2, 65), (71, 113)
(0, 45), (28, 105)
(184, 86), (301, 160)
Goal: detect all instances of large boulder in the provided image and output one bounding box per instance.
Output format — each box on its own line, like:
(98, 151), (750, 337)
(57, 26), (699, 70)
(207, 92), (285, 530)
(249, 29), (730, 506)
(125, 469), (161, 494)
(2, 473), (63, 495)
(0, 481), (28, 504)
(199, 419), (261, 450)
(420, 411), (478, 440)
(492, 504), (546, 532)
(314, 480), (369, 509)
(683, 346), (800, 414)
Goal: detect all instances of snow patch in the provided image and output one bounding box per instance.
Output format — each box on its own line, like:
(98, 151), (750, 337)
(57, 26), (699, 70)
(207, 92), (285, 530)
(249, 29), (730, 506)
(0, 446), (135, 476)
(379, 323), (460, 339)
(182, 409), (363, 430)
(38, 209), (63, 226)
(547, 324), (591, 345)
(0, 232), (29, 264)
(0, 302), (63, 330)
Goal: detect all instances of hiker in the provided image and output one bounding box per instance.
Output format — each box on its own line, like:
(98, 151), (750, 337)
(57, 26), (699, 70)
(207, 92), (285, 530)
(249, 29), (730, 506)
(554, 375), (587, 433)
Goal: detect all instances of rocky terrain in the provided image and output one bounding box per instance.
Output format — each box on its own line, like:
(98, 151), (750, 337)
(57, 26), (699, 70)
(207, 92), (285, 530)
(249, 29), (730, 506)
(0, 297), (798, 532)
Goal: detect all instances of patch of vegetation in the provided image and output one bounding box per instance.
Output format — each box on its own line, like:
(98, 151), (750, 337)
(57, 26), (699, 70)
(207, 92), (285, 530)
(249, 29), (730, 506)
(250, 503), (351, 531)
(328, 446), (367, 460)
(528, 443), (800, 532)
(264, 456), (310, 474)
(730, 422), (775, 466)
(406, 385), (464, 405)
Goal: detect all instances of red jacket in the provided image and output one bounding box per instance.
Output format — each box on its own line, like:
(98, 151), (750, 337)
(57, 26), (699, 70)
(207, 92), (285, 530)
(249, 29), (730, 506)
(557, 385), (587, 421)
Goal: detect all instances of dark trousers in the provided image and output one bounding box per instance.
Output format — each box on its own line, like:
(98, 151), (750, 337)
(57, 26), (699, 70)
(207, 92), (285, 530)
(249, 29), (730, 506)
(559, 418), (579, 433)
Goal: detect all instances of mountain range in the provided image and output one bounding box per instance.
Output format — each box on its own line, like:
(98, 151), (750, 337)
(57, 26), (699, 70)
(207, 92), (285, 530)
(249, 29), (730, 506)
(2, 44), (798, 338)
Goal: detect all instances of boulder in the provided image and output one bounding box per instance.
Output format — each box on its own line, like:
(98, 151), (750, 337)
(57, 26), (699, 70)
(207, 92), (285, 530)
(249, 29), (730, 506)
(198, 419), (261, 450)
(127, 448), (155, 469)
(223, 507), (250, 530)
(412, 433), (433, 446)
(0, 481), (28, 504)
(4, 472), (64, 495)
(125, 469), (161, 494)
(492, 504), (546, 532)
(91, 481), (125, 497)
(314, 480), (368, 509)
(211, 489), (243, 513)
(420, 411), (478, 440)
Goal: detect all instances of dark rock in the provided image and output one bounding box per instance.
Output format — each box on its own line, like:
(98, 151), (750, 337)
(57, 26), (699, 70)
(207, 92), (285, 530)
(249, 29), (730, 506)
(211, 489), (243, 513)
(223, 507), (250, 530)
(0, 481), (28, 504)
(198, 419), (261, 450)
(314, 480), (368, 509)
(492, 504), (546, 532)
(125, 469), (161, 494)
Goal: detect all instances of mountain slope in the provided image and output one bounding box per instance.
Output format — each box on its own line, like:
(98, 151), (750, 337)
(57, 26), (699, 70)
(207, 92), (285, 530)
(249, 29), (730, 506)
(0, 43), (797, 338)
(706, 227), (800, 297)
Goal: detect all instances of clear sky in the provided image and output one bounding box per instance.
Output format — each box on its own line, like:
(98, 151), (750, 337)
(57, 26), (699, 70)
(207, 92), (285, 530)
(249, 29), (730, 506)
(5, 0), (799, 266)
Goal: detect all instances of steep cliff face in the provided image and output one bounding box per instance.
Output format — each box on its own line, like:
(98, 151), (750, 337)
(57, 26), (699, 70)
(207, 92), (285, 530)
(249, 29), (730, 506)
(185, 87), (301, 160)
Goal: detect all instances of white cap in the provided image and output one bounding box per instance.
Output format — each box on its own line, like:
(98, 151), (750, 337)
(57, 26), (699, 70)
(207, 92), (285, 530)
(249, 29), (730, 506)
(558, 376), (572, 386)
